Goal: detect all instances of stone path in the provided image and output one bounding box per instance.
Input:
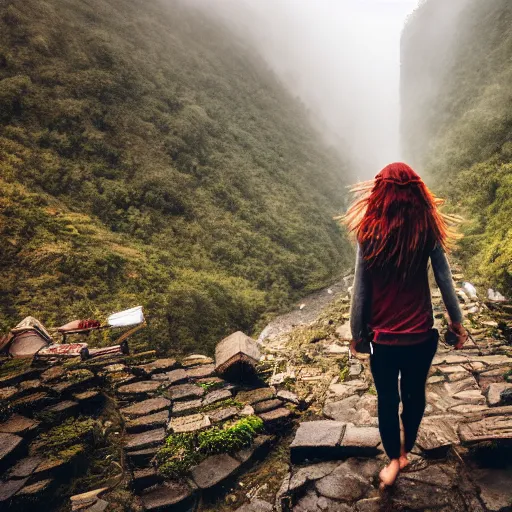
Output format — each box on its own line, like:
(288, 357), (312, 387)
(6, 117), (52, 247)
(0, 267), (510, 511)
(260, 269), (512, 512)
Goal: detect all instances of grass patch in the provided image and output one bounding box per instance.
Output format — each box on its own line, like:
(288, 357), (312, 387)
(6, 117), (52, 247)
(156, 416), (263, 478)
(35, 417), (97, 454)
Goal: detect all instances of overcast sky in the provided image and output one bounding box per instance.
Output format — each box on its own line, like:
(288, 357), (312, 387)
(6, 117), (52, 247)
(194, 0), (421, 179)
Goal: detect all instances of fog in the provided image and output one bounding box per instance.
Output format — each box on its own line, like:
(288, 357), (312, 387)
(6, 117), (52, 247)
(185, 0), (420, 179)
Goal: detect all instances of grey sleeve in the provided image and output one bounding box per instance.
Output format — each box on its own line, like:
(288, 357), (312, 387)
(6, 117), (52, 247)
(350, 244), (371, 340)
(430, 245), (463, 323)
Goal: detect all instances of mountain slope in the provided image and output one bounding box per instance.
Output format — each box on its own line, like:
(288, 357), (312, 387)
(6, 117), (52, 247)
(0, 0), (353, 354)
(401, 0), (512, 294)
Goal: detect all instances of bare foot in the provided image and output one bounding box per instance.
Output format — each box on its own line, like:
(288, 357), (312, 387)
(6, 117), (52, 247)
(399, 453), (410, 470)
(379, 459), (400, 489)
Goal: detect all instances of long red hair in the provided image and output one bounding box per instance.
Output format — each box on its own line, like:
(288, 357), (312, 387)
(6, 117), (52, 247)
(341, 162), (459, 277)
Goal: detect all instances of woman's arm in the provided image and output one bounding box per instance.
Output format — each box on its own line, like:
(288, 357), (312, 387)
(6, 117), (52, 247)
(350, 244), (371, 341)
(430, 244), (463, 324)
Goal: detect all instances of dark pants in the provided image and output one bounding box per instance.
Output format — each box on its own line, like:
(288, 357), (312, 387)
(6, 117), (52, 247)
(369, 331), (438, 459)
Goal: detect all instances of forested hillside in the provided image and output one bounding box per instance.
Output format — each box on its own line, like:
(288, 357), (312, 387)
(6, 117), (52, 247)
(401, 0), (512, 294)
(0, 0), (353, 354)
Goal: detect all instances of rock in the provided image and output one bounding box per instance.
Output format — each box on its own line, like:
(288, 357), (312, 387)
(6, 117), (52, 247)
(0, 433), (24, 470)
(325, 343), (349, 355)
(501, 387), (512, 405)
(40, 400), (79, 422)
(171, 399), (202, 417)
(181, 354), (214, 367)
(168, 414), (211, 433)
(239, 405), (255, 416)
(0, 386), (18, 400)
(73, 390), (102, 406)
(335, 321), (352, 340)
(237, 388), (275, 405)
(41, 366), (66, 382)
(290, 421), (345, 463)
(487, 383), (512, 406)
(186, 364), (216, 379)
(253, 399), (283, 414)
(0, 415), (39, 435)
(416, 415), (460, 452)
(190, 453), (241, 489)
(126, 447), (159, 468)
(120, 397), (170, 418)
(166, 383), (204, 402)
(288, 461), (339, 494)
(208, 406), (238, 423)
(295, 490), (352, 511)
(202, 388), (232, 407)
(0, 478), (29, 503)
(70, 488), (108, 510)
(124, 428), (166, 451)
(339, 425), (381, 456)
(151, 369), (188, 385)
(140, 481), (196, 511)
(453, 389), (486, 404)
(10, 392), (52, 412)
(17, 478), (53, 499)
(126, 410), (169, 433)
(314, 461), (370, 501)
(103, 363), (127, 373)
(8, 456), (42, 479)
(472, 467), (512, 512)
(133, 466), (162, 492)
(276, 390), (299, 405)
(392, 478), (452, 509)
(444, 376), (478, 395)
(234, 435), (272, 464)
(450, 404), (489, 414)
(136, 358), (177, 376)
(355, 497), (381, 512)
(459, 415), (512, 444)
(400, 464), (456, 488)
(117, 381), (161, 397)
(258, 407), (291, 427)
(234, 498), (273, 512)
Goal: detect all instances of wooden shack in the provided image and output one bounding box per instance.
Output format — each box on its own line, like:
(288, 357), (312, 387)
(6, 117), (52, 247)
(215, 331), (261, 382)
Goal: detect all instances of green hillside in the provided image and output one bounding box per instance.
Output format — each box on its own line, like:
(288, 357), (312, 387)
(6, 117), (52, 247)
(0, 0), (352, 354)
(401, 0), (512, 294)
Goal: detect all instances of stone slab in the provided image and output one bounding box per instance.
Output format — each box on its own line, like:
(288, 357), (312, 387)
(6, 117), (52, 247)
(124, 428), (166, 451)
(166, 384), (205, 402)
(234, 499), (273, 512)
(126, 410), (169, 434)
(487, 383), (512, 406)
(0, 478), (28, 503)
(136, 358), (177, 376)
(339, 425), (381, 456)
(276, 390), (299, 405)
(253, 399), (283, 414)
(290, 421), (345, 463)
(314, 461), (370, 502)
(0, 433), (24, 468)
(234, 435), (272, 464)
(459, 415), (512, 444)
(151, 369), (188, 385)
(16, 478), (53, 498)
(140, 481), (196, 511)
(168, 413), (210, 433)
(208, 406), (238, 423)
(186, 364), (216, 379)
(117, 381), (161, 397)
(236, 388), (274, 405)
(120, 397), (170, 418)
(181, 355), (214, 367)
(170, 399), (202, 417)
(8, 456), (43, 479)
(0, 415), (39, 435)
(416, 415), (460, 452)
(258, 407), (291, 426)
(133, 466), (162, 492)
(202, 388), (232, 407)
(190, 453), (241, 489)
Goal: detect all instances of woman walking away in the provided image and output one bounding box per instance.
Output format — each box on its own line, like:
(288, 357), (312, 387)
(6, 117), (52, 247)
(346, 162), (468, 489)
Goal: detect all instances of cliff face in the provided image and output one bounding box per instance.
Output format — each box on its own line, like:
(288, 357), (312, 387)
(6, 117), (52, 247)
(401, 0), (512, 293)
(0, 0), (353, 354)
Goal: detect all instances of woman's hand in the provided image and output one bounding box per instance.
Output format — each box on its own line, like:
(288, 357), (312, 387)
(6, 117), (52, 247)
(449, 322), (468, 349)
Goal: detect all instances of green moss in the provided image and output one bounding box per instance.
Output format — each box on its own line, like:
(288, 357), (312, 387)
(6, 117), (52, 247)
(339, 366), (349, 382)
(0, 358), (32, 379)
(200, 398), (244, 413)
(36, 417), (96, 454)
(157, 416), (263, 478)
(198, 416), (263, 455)
(367, 386), (377, 396)
(197, 380), (224, 392)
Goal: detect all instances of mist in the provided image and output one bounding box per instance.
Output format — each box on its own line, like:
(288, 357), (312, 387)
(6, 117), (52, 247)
(184, 0), (420, 179)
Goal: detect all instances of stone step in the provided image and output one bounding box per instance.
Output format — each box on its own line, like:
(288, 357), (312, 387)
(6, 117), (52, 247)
(120, 397), (171, 419)
(289, 421), (381, 464)
(0, 433), (26, 473)
(126, 410), (169, 434)
(124, 428), (166, 452)
(117, 381), (162, 399)
(132, 466), (163, 493)
(140, 481), (197, 511)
